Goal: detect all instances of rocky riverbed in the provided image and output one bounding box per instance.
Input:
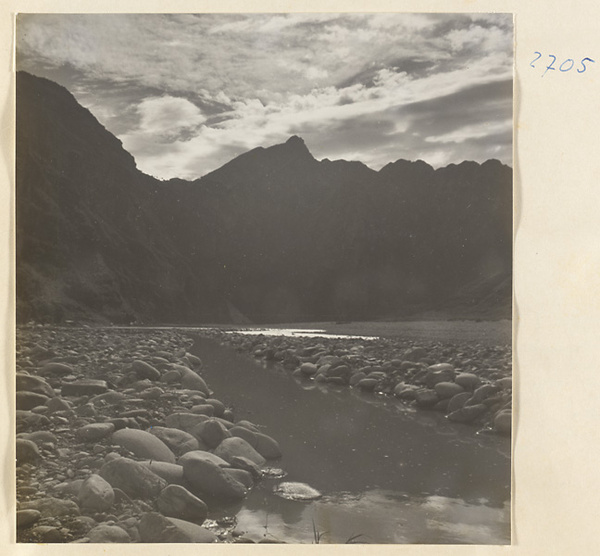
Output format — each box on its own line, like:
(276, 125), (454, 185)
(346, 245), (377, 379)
(203, 327), (512, 435)
(15, 325), (299, 544)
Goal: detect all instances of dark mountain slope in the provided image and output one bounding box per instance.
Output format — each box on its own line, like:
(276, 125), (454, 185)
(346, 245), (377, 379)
(16, 71), (512, 324)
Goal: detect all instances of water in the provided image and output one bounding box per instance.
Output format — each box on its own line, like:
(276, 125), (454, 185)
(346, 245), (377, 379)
(192, 336), (511, 544)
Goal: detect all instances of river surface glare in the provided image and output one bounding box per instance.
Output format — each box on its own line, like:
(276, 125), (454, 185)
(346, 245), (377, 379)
(192, 332), (511, 544)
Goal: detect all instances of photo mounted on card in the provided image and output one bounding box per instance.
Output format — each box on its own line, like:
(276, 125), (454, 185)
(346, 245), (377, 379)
(15, 13), (513, 544)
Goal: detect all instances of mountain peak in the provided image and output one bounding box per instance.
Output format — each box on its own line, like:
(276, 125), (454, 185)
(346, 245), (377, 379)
(286, 135), (305, 146)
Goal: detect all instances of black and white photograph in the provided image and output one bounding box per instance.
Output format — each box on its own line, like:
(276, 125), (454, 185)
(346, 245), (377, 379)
(15, 13), (513, 544)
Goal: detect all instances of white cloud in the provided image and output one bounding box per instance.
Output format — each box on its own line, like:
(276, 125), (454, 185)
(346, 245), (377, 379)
(136, 96), (206, 137)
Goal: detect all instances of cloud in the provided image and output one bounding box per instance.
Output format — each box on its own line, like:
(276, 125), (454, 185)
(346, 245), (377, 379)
(16, 13), (513, 179)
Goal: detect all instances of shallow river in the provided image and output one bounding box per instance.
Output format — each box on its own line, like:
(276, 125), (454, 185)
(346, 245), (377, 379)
(192, 335), (511, 544)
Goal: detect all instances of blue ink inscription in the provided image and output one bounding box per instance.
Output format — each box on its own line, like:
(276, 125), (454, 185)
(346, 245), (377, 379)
(530, 52), (595, 75)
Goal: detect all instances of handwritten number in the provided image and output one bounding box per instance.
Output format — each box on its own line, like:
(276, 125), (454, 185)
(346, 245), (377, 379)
(530, 51), (542, 68)
(578, 57), (595, 73)
(542, 55), (557, 77)
(559, 59), (574, 72)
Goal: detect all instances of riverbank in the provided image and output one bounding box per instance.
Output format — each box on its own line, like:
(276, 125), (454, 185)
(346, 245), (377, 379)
(203, 322), (512, 436)
(15, 325), (296, 543)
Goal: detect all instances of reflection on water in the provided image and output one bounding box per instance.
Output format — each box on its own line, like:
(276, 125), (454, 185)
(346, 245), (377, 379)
(235, 489), (510, 544)
(221, 327), (378, 340)
(192, 336), (510, 544)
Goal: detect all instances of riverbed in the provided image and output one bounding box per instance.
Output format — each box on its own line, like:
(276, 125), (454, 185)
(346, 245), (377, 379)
(192, 335), (511, 544)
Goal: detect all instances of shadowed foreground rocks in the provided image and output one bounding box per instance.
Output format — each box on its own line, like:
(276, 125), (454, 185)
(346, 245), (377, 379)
(15, 325), (286, 543)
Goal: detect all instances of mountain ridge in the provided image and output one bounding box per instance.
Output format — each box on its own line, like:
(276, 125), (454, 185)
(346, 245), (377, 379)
(16, 71), (512, 324)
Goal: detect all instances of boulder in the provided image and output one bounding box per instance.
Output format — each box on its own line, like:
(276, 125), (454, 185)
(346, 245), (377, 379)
(132, 360), (161, 381)
(148, 426), (199, 456)
(16, 373), (55, 397)
(446, 392), (472, 413)
(214, 437), (266, 466)
(61, 379), (108, 397)
(190, 404), (215, 417)
(19, 497), (80, 519)
(273, 481), (322, 501)
(455, 372), (481, 390)
(225, 468), (254, 488)
(434, 382), (465, 399)
(16, 410), (51, 433)
(111, 429), (176, 463)
(403, 347), (427, 362)
(40, 362), (74, 376)
(17, 509), (41, 529)
(254, 432), (282, 460)
(178, 450), (229, 468)
(173, 365), (211, 396)
(182, 456), (246, 500)
(76, 423), (115, 442)
(141, 461), (185, 485)
(192, 419), (231, 449)
(165, 412), (209, 432)
(204, 398), (226, 417)
(414, 389), (439, 408)
(16, 438), (40, 466)
(98, 457), (167, 499)
(87, 524), (131, 543)
(230, 425), (257, 446)
(467, 384), (502, 405)
(78, 474), (115, 511)
(138, 512), (217, 543)
(299, 363), (318, 376)
(356, 378), (379, 391)
(16, 391), (50, 411)
(447, 404), (488, 424)
(494, 409), (512, 435)
(230, 456), (262, 479)
(157, 485), (208, 524)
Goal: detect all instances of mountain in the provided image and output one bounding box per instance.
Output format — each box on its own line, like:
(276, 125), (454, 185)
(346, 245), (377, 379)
(16, 71), (512, 324)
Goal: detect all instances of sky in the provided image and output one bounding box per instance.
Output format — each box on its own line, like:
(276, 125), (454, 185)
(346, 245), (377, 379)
(16, 13), (513, 180)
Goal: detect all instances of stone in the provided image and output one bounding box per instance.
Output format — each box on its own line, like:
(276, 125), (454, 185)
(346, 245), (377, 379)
(19, 497), (80, 519)
(414, 389), (439, 408)
(447, 392), (472, 413)
(31, 525), (67, 542)
(165, 412), (209, 432)
(132, 360), (161, 381)
(21, 430), (57, 446)
(62, 379), (108, 397)
(40, 362), (74, 376)
(87, 524), (131, 543)
(235, 419), (260, 432)
(393, 383), (419, 400)
(76, 423), (115, 442)
(495, 377), (513, 390)
(78, 474), (115, 511)
(190, 404), (215, 416)
(178, 450), (229, 468)
(16, 410), (50, 433)
(356, 378), (379, 391)
(204, 398), (225, 417)
(494, 410), (512, 435)
(69, 516), (98, 535)
(349, 372), (366, 386)
(468, 384), (502, 405)
(111, 429), (176, 463)
(16, 373), (55, 397)
(230, 456), (262, 479)
(141, 461), (185, 485)
(447, 404), (489, 424)
(225, 468), (254, 488)
(138, 512), (217, 543)
(140, 387), (163, 400)
(193, 419), (231, 449)
(98, 457), (167, 499)
(455, 372), (482, 390)
(45, 397), (72, 413)
(324, 364), (352, 382)
(434, 382), (465, 399)
(403, 347), (427, 362)
(90, 391), (127, 405)
(214, 437), (266, 466)
(16, 438), (40, 466)
(175, 366), (211, 395)
(254, 432), (282, 459)
(299, 363), (318, 376)
(157, 484), (208, 524)
(17, 509), (41, 529)
(16, 391), (50, 411)
(182, 455), (246, 500)
(185, 353), (203, 368)
(148, 426), (199, 456)
(425, 369), (456, 388)
(273, 482), (322, 501)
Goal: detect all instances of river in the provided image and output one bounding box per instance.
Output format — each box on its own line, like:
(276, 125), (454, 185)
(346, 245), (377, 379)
(192, 334), (511, 544)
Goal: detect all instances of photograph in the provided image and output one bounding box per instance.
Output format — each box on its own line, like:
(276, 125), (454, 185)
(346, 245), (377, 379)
(14, 13), (513, 544)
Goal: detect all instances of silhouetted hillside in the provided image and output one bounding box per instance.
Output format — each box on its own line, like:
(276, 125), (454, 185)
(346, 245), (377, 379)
(16, 71), (512, 324)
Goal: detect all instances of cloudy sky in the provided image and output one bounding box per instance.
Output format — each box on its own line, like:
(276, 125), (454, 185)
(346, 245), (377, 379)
(17, 13), (513, 180)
